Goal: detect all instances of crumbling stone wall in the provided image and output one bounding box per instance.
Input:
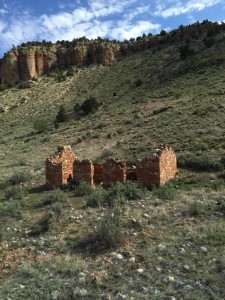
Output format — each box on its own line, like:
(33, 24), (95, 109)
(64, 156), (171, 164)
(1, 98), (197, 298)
(137, 144), (177, 187)
(159, 145), (177, 185)
(46, 144), (177, 189)
(73, 159), (94, 186)
(137, 157), (160, 187)
(103, 158), (126, 187)
(126, 167), (137, 181)
(46, 146), (77, 189)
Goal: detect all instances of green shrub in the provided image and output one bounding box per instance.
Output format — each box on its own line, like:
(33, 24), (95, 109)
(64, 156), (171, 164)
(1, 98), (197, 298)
(86, 182), (145, 208)
(152, 183), (177, 200)
(74, 182), (93, 197)
(179, 43), (194, 59)
(217, 198), (225, 214)
(106, 183), (126, 207)
(121, 181), (145, 200)
(96, 207), (123, 249)
(0, 200), (23, 218)
(100, 148), (114, 158)
(135, 79), (143, 87)
(4, 186), (28, 200)
(57, 73), (67, 82)
(56, 105), (68, 123)
(33, 118), (49, 133)
(8, 171), (32, 185)
(51, 202), (63, 222)
(210, 179), (224, 191)
(66, 66), (74, 76)
(86, 187), (108, 207)
(189, 201), (205, 216)
(178, 154), (223, 171)
(31, 209), (59, 235)
(160, 29), (167, 36)
(38, 189), (68, 207)
(0, 84), (6, 91)
(74, 103), (81, 113)
(80, 96), (99, 115)
(205, 222), (225, 246)
(203, 36), (216, 48)
(220, 156), (225, 168)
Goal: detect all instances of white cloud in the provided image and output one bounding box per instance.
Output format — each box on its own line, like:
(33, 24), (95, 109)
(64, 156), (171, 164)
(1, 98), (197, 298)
(125, 5), (150, 21)
(0, 20), (6, 32)
(110, 20), (161, 40)
(0, 0), (161, 55)
(154, 0), (223, 18)
(0, 0), (223, 57)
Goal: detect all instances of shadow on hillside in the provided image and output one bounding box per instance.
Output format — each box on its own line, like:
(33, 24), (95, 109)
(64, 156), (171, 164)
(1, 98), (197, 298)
(66, 233), (124, 257)
(29, 185), (46, 194)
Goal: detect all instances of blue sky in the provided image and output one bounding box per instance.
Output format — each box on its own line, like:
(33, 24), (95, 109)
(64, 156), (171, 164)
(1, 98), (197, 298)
(0, 0), (225, 57)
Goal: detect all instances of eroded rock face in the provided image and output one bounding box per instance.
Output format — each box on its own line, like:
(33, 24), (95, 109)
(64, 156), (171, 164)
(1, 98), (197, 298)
(0, 42), (120, 85)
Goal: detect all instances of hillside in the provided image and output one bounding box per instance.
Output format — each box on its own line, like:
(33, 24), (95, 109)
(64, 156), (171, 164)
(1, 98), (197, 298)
(0, 21), (225, 299)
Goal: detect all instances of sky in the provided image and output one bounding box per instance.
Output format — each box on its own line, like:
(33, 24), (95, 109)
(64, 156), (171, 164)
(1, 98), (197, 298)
(0, 0), (225, 57)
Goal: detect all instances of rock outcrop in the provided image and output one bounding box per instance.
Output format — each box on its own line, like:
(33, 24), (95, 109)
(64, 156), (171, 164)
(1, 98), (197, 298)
(0, 42), (120, 85)
(0, 36), (174, 85)
(1, 20), (224, 85)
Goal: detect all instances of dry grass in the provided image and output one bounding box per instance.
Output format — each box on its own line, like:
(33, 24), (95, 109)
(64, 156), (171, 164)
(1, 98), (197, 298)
(1, 33), (225, 298)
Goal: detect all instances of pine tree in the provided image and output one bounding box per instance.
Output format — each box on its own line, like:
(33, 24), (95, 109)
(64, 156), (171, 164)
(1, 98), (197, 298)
(56, 105), (67, 123)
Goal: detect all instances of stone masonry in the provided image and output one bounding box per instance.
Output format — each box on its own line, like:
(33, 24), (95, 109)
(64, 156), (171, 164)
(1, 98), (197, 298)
(137, 144), (177, 187)
(45, 146), (77, 189)
(73, 159), (94, 186)
(93, 163), (104, 184)
(45, 144), (177, 189)
(103, 158), (126, 187)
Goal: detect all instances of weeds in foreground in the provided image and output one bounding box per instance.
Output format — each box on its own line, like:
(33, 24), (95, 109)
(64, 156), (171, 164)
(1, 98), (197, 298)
(8, 171), (32, 186)
(37, 189), (68, 207)
(0, 200), (23, 218)
(74, 182), (93, 197)
(86, 181), (146, 208)
(200, 221), (225, 246)
(70, 207), (124, 253)
(152, 182), (177, 200)
(96, 207), (123, 249)
(188, 200), (206, 216)
(86, 187), (108, 208)
(31, 203), (64, 235)
(1, 256), (87, 300)
(4, 185), (28, 200)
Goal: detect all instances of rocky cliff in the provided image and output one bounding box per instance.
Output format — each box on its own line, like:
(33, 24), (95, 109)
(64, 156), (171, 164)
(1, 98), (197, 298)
(0, 21), (224, 85)
(0, 42), (121, 85)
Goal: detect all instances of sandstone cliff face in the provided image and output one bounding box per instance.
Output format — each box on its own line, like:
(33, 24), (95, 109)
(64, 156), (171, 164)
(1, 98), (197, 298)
(0, 42), (120, 85)
(1, 21), (224, 85)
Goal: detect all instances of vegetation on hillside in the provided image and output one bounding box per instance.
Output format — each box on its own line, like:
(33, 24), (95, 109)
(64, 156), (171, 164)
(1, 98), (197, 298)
(0, 21), (225, 298)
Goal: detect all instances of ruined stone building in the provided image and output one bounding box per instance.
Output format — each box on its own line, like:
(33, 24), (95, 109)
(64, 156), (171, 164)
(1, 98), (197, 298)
(45, 144), (177, 190)
(45, 146), (77, 189)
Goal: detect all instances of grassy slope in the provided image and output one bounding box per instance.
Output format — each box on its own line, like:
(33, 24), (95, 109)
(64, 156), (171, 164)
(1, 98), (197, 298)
(0, 32), (225, 299)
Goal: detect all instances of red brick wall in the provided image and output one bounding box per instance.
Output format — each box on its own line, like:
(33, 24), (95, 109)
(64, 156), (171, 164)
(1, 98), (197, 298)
(103, 158), (126, 187)
(73, 159), (94, 186)
(46, 146), (76, 189)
